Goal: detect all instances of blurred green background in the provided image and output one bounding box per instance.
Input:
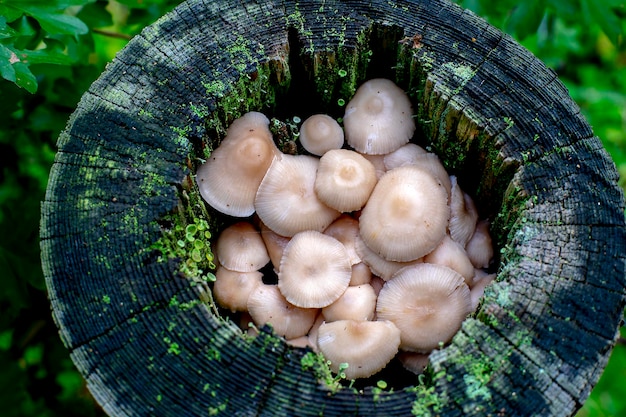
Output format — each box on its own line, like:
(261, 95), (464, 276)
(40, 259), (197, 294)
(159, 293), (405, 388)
(0, 0), (624, 416)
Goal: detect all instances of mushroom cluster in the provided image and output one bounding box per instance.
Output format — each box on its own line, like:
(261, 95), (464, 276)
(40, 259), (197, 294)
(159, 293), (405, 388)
(196, 78), (495, 379)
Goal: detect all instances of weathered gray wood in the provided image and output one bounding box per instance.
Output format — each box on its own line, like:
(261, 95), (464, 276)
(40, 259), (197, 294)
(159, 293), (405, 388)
(40, 0), (626, 415)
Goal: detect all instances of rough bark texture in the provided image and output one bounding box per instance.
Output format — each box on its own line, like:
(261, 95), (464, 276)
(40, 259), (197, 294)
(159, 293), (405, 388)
(41, 0), (626, 416)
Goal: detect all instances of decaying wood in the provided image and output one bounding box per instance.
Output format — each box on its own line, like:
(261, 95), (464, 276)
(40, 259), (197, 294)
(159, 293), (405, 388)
(40, 0), (626, 415)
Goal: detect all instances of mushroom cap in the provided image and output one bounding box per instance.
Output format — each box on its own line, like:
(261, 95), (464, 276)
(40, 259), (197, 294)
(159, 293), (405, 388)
(317, 319), (401, 379)
(383, 143), (428, 170)
(423, 235), (475, 285)
(213, 267), (263, 312)
(359, 165), (450, 262)
(343, 78), (415, 155)
(215, 221), (270, 272)
(397, 351), (430, 375)
(278, 231), (352, 308)
(376, 263), (472, 352)
(359, 153), (387, 179)
(247, 284), (318, 340)
(196, 112), (281, 217)
(259, 221), (291, 272)
(323, 215), (361, 265)
(255, 154), (341, 237)
(448, 176), (479, 247)
(349, 262), (373, 286)
(299, 114), (344, 156)
(314, 149), (378, 212)
(322, 284), (377, 322)
(215, 222), (270, 272)
(465, 219), (494, 269)
(469, 271), (496, 311)
(355, 234), (422, 281)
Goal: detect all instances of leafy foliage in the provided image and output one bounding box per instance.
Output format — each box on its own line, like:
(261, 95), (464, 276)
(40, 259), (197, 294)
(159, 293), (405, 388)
(0, 0), (624, 416)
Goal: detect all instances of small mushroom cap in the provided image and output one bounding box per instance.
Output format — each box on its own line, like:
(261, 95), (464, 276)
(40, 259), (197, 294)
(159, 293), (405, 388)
(278, 231), (352, 308)
(423, 235), (475, 285)
(376, 263), (472, 352)
(215, 222), (270, 272)
(383, 143), (428, 170)
(324, 215), (361, 265)
(299, 114), (344, 156)
(465, 220), (494, 269)
(359, 165), (450, 262)
(213, 267), (263, 312)
(196, 112), (281, 217)
(398, 351), (430, 375)
(255, 154), (341, 237)
(247, 284), (318, 340)
(343, 78), (416, 155)
(259, 221), (291, 272)
(355, 234), (422, 281)
(317, 319), (401, 379)
(315, 149), (378, 212)
(349, 262), (373, 286)
(359, 153), (387, 179)
(470, 270), (496, 311)
(322, 284), (377, 322)
(448, 176), (479, 247)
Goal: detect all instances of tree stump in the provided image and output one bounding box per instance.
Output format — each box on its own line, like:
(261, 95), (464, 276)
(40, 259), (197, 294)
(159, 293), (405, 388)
(41, 0), (626, 415)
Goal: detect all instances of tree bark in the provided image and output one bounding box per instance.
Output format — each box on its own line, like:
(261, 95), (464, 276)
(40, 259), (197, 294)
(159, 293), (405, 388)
(41, 0), (626, 415)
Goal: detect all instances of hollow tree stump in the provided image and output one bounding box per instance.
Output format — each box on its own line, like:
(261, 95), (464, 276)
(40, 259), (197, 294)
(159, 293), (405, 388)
(41, 0), (626, 415)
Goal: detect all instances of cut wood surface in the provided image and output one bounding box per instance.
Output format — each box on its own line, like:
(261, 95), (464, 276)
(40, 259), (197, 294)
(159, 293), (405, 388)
(40, 0), (626, 415)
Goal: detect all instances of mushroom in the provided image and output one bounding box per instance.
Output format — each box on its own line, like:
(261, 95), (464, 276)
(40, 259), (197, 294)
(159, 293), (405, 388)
(355, 234), (422, 281)
(215, 221), (269, 272)
(359, 153), (387, 179)
(314, 149), (378, 212)
(196, 112), (281, 217)
(278, 231), (352, 308)
(397, 351), (430, 375)
(359, 165), (449, 262)
(343, 78), (416, 155)
(317, 319), (401, 379)
(349, 262), (373, 286)
(255, 154), (341, 237)
(448, 176), (479, 247)
(382, 143), (428, 170)
(323, 215), (361, 265)
(376, 263), (472, 352)
(465, 219), (494, 269)
(247, 284), (318, 340)
(423, 235), (475, 285)
(213, 267), (263, 312)
(322, 284), (377, 322)
(259, 221), (291, 272)
(298, 114), (344, 156)
(469, 270), (496, 311)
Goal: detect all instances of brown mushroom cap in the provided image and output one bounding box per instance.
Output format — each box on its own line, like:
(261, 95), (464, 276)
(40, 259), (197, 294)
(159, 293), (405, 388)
(322, 284), (377, 322)
(359, 165), (450, 262)
(317, 319), (401, 379)
(376, 263), (472, 352)
(349, 262), (373, 286)
(255, 154), (341, 237)
(196, 112), (281, 217)
(314, 149), (378, 212)
(343, 78), (416, 155)
(465, 219), (494, 269)
(278, 231), (352, 308)
(247, 284), (318, 339)
(299, 114), (344, 156)
(213, 266), (263, 312)
(448, 176), (479, 247)
(215, 221), (270, 272)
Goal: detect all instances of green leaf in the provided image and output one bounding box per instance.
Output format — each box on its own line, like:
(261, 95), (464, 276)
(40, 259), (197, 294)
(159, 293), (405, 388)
(12, 61), (37, 93)
(0, 16), (20, 39)
(580, 0), (624, 46)
(506, 0), (547, 40)
(24, 9), (89, 36)
(0, 45), (18, 82)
